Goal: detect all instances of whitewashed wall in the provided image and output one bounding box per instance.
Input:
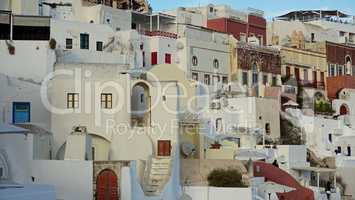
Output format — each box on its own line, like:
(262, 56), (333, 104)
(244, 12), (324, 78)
(30, 160), (93, 200)
(184, 186), (252, 200)
(0, 73), (51, 128)
(0, 40), (56, 82)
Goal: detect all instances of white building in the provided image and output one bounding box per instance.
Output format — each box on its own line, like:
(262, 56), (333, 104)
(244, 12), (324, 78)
(268, 10), (355, 46)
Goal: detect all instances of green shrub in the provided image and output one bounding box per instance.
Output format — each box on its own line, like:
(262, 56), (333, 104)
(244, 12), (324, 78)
(207, 168), (247, 188)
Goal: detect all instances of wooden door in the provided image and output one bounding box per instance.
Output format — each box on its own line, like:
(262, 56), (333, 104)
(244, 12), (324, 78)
(158, 140), (171, 157)
(96, 170), (118, 200)
(295, 68), (300, 81)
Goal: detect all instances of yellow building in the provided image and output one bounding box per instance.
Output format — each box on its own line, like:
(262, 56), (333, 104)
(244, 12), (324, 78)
(281, 46), (327, 90)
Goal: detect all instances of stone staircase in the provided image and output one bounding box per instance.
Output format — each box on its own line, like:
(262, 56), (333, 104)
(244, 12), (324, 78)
(143, 156), (172, 196)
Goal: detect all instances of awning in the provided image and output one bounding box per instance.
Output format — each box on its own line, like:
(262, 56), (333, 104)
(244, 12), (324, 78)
(13, 15), (50, 27)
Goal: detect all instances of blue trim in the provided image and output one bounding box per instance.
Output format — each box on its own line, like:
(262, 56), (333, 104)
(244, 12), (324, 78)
(12, 102), (31, 124)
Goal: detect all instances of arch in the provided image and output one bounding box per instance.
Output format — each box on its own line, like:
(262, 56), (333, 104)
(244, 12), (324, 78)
(192, 56), (198, 66)
(345, 55), (352, 75)
(0, 150), (10, 180)
(340, 104), (349, 115)
(131, 81), (151, 127)
(213, 59), (219, 69)
(96, 169), (118, 200)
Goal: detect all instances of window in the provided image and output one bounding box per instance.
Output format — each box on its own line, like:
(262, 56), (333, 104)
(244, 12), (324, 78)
(151, 52), (158, 65)
(242, 71), (248, 85)
(320, 72), (325, 83)
(13, 102), (30, 123)
(101, 93), (112, 109)
(330, 64), (335, 76)
(67, 93), (79, 109)
(142, 51), (146, 67)
(328, 134), (332, 143)
(240, 33), (247, 42)
(272, 76), (277, 86)
(91, 147), (95, 161)
(252, 63), (258, 85)
(222, 76), (228, 84)
(212, 75), (220, 85)
(140, 93), (144, 103)
(131, 23), (137, 29)
(80, 33), (89, 49)
(66, 38), (73, 49)
(286, 66), (291, 77)
(165, 53), (172, 64)
(337, 146), (342, 154)
(348, 146), (352, 156)
(216, 118), (223, 132)
(263, 75), (268, 85)
(295, 68), (300, 80)
(204, 74), (211, 85)
(338, 65), (343, 76)
(213, 59), (219, 69)
(311, 33), (315, 42)
(192, 72), (198, 81)
(192, 56), (198, 66)
(303, 69), (308, 81)
(96, 41), (103, 51)
(265, 123), (271, 135)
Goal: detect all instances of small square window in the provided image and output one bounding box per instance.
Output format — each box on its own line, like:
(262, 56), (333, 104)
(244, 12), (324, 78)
(101, 93), (112, 109)
(222, 76), (228, 84)
(96, 41), (103, 51)
(66, 38), (73, 49)
(67, 93), (79, 109)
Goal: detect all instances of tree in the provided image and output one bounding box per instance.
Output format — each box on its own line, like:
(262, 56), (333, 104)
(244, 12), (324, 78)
(207, 168), (247, 188)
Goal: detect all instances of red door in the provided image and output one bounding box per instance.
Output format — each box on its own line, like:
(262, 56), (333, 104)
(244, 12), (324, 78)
(340, 104), (349, 115)
(96, 170), (118, 200)
(158, 140), (171, 157)
(151, 52), (158, 65)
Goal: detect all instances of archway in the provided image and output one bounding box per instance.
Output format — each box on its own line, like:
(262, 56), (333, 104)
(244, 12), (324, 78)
(0, 150), (9, 180)
(131, 81), (151, 127)
(346, 55), (352, 75)
(340, 104), (349, 115)
(96, 169), (118, 200)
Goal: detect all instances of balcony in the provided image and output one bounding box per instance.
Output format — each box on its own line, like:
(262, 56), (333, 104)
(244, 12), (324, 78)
(298, 80), (325, 89)
(142, 30), (177, 39)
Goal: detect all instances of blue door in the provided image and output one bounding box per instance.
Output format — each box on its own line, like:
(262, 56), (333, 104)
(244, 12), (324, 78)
(12, 102), (30, 123)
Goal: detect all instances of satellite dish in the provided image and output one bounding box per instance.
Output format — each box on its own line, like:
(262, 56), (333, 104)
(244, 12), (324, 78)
(181, 142), (196, 157)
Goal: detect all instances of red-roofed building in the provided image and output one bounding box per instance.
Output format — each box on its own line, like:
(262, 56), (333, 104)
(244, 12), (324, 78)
(253, 161), (315, 200)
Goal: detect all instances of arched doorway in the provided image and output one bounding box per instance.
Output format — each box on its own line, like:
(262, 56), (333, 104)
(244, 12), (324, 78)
(340, 104), (349, 115)
(96, 169), (118, 200)
(131, 81), (151, 127)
